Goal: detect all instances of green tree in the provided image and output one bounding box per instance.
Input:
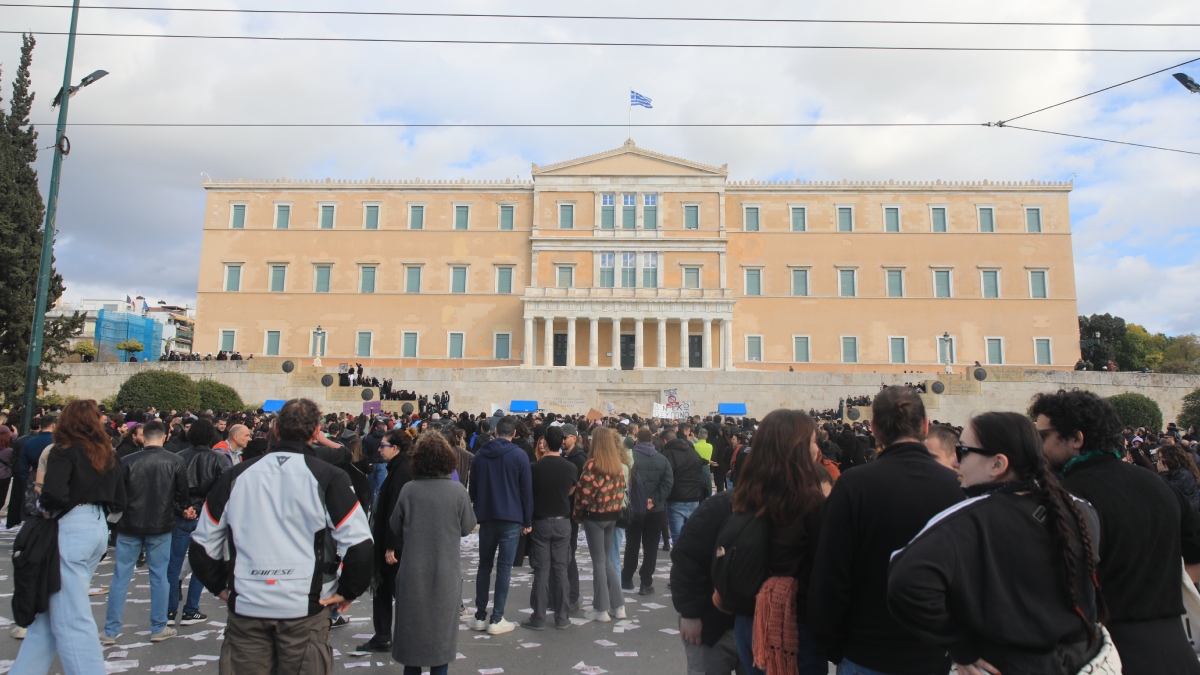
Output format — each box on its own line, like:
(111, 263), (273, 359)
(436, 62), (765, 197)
(1179, 388), (1200, 431)
(1079, 314), (1126, 369)
(1161, 334), (1200, 374)
(196, 379), (245, 412)
(1107, 392), (1164, 432)
(72, 341), (97, 358)
(115, 339), (145, 360)
(115, 371), (200, 411)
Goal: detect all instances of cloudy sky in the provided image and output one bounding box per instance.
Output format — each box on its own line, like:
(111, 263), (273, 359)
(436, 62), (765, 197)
(2, 0), (1198, 334)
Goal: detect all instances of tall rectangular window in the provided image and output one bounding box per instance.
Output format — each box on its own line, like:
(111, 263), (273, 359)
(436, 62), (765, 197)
(360, 266), (376, 294)
(791, 269), (809, 296)
(270, 265), (286, 292)
(622, 194), (636, 229)
(364, 204), (379, 230)
(745, 269), (762, 296)
(643, 194), (658, 229)
(620, 253), (636, 287)
(402, 332), (418, 358)
(1030, 270), (1048, 298)
(931, 207), (947, 233)
(1026, 207), (1042, 233)
(842, 337), (858, 363)
(838, 207), (853, 232)
(448, 332), (464, 359)
(559, 204), (574, 229)
(601, 195), (615, 229)
(314, 265), (331, 293)
(557, 266), (573, 288)
(451, 266), (467, 293)
(642, 253), (657, 288)
(684, 267), (700, 289)
(264, 331), (280, 356)
(405, 266), (422, 293)
(224, 265), (242, 292)
(982, 270), (1000, 298)
(1035, 338), (1053, 365)
(220, 330), (235, 353)
(791, 206), (807, 232)
(746, 336), (763, 362)
(496, 267), (513, 294)
(499, 205), (514, 230)
(793, 336), (810, 363)
(355, 332), (372, 357)
(887, 269), (904, 297)
(987, 338), (1003, 365)
(884, 207), (900, 232)
(939, 336), (956, 364)
(230, 204), (246, 229)
(599, 253), (615, 288)
(319, 204), (335, 229)
(684, 204), (699, 229)
(839, 269), (856, 297)
(494, 333), (511, 360)
(979, 207), (995, 232)
(890, 337), (907, 364)
(409, 205), (424, 230)
(934, 270), (952, 298)
(744, 207), (760, 232)
(310, 331), (325, 357)
(275, 204), (290, 229)
(454, 205), (469, 230)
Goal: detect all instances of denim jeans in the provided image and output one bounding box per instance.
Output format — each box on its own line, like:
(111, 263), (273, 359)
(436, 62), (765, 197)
(167, 516), (204, 615)
(370, 462), (388, 501)
(105, 531), (172, 636)
(667, 501), (699, 545)
(475, 520), (521, 623)
(609, 526), (625, 581)
(13, 505), (109, 675)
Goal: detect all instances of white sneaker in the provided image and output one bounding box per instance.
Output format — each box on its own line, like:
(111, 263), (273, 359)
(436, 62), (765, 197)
(12, 626), (26, 639)
(470, 618), (488, 631)
(612, 606), (627, 620)
(150, 626), (176, 642)
(585, 610), (612, 623)
(486, 618), (517, 635)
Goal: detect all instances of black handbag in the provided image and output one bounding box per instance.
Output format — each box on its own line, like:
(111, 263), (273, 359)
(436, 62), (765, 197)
(12, 515), (63, 627)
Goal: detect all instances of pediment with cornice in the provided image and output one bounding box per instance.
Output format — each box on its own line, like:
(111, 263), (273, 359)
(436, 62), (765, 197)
(532, 140), (728, 178)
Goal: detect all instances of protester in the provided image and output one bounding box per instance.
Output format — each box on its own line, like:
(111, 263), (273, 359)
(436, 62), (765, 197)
(212, 423), (250, 465)
(1032, 389), (1200, 675)
(889, 412), (1112, 675)
(523, 426), (579, 630)
(809, 386), (964, 675)
(11, 400), (126, 675)
(662, 429), (707, 546)
(694, 426), (714, 497)
(114, 422), (144, 459)
(623, 427), (673, 595)
(561, 423), (587, 611)
(923, 424), (961, 478)
(168, 418), (227, 625)
(0, 425), (13, 518)
(363, 419), (388, 499)
(710, 425), (734, 493)
(6, 416), (39, 529)
(389, 432), (477, 675)
(1158, 444), (1200, 512)
(610, 432), (633, 583)
(359, 431), (412, 653)
(574, 427), (628, 623)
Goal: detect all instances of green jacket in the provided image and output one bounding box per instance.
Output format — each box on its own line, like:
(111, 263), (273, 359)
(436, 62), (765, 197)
(692, 439), (713, 462)
(631, 442), (673, 513)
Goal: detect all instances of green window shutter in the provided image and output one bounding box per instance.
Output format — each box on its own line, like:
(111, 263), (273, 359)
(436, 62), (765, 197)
(558, 267), (573, 287)
(270, 266), (286, 292)
(225, 266), (241, 292)
(356, 333), (372, 357)
(621, 268), (636, 288)
(410, 205), (424, 230)
(265, 331), (280, 356)
(935, 270), (951, 297)
(364, 204), (379, 230)
(231, 204), (245, 229)
(275, 205), (290, 229)
(837, 207), (853, 232)
(497, 267), (512, 294)
(1035, 339), (1052, 365)
(890, 337), (906, 364)
(455, 205), (469, 230)
(402, 333), (418, 358)
(643, 268), (657, 288)
(600, 268), (614, 288)
(451, 267), (467, 293)
(559, 204), (573, 229)
(885, 207), (900, 232)
(979, 207), (995, 232)
(406, 267), (421, 293)
(320, 205), (334, 229)
(500, 205), (514, 230)
(932, 208), (947, 233)
(220, 331), (235, 353)
(744, 207), (759, 232)
(1030, 271), (1047, 298)
(361, 267), (376, 293)
(601, 206), (615, 229)
(684, 205), (699, 229)
(791, 207), (806, 232)
(792, 269), (808, 296)
(315, 266), (331, 293)
(746, 269), (761, 296)
(684, 268), (699, 289)
(887, 270), (903, 297)
(622, 205), (636, 229)
(987, 338), (1003, 365)
(495, 334), (510, 359)
(982, 271), (999, 298)
(842, 337), (858, 363)
(839, 269), (856, 297)
(793, 336), (810, 363)
(1026, 209), (1042, 233)
(449, 333), (464, 359)
(644, 205), (657, 229)
(747, 336), (762, 361)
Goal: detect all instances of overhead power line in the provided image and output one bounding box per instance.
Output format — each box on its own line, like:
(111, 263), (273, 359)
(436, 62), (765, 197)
(1003, 125), (1200, 156)
(0, 3), (1195, 28)
(0, 29), (1197, 52)
(28, 122), (983, 128)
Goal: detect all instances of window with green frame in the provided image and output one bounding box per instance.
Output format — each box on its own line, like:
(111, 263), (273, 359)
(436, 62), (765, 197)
(622, 194), (636, 229)
(1026, 208), (1042, 233)
(744, 206), (760, 232)
(791, 206), (806, 232)
(884, 207), (900, 232)
(360, 266), (376, 293)
(269, 265), (286, 292)
(982, 270), (1000, 298)
(934, 270), (952, 298)
(364, 204), (379, 230)
(887, 269), (904, 297)
(793, 336), (810, 363)
(409, 205), (424, 230)
(837, 207), (853, 232)
(642, 253), (657, 288)
(405, 266), (422, 293)
(499, 204), (514, 230)
(275, 204), (290, 229)
(601, 195), (615, 229)
(620, 253), (636, 287)
(842, 336), (858, 363)
(684, 204), (699, 229)
(890, 337), (906, 363)
(319, 204), (335, 229)
(314, 265), (331, 293)
(230, 204), (246, 229)
(931, 207), (948, 233)
(643, 194), (657, 229)
(987, 338), (1003, 364)
(496, 267), (513, 294)
(402, 332), (418, 358)
(264, 331), (280, 356)
(791, 269), (809, 296)
(599, 253), (615, 288)
(451, 267), (467, 293)
(356, 332), (372, 357)
(744, 269), (762, 296)
(454, 205), (469, 230)
(448, 332), (464, 359)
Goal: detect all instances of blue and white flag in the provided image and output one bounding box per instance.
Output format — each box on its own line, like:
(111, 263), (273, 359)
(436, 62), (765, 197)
(630, 90), (653, 109)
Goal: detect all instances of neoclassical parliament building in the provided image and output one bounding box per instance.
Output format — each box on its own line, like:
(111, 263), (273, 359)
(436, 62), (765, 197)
(195, 140), (1080, 371)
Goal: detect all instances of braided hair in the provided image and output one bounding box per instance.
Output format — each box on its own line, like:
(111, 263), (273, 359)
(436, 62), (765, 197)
(970, 412), (1108, 646)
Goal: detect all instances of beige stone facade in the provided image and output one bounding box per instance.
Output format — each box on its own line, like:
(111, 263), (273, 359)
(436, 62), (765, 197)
(195, 141), (1080, 371)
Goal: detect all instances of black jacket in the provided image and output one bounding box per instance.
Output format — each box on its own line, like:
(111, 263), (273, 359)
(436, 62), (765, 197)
(1164, 467), (1200, 513)
(669, 492), (736, 646)
(663, 439), (707, 503)
(115, 437), (141, 460)
(117, 446), (189, 536)
(179, 444), (230, 512)
(362, 429), (385, 464)
(372, 453), (412, 573)
(710, 436), (733, 473)
(889, 485), (1103, 674)
(809, 441), (964, 675)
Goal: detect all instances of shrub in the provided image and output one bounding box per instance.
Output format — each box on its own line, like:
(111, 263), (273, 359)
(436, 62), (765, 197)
(100, 393), (119, 412)
(1107, 392), (1163, 432)
(1180, 388), (1200, 431)
(115, 339), (145, 356)
(115, 370), (200, 412)
(72, 342), (98, 357)
(196, 379), (245, 412)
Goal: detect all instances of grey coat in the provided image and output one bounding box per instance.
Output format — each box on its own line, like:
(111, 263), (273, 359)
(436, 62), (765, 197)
(390, 476), (477, 667)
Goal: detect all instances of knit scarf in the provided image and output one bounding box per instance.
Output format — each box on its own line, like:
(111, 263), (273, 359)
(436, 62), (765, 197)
(1060, 447), (1122, 480)
(752, 576), (799, 675)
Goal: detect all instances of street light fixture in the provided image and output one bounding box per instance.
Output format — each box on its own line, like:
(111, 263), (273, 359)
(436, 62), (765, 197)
(1174, 73), (1200, 94)
(50, 69), (108, 108)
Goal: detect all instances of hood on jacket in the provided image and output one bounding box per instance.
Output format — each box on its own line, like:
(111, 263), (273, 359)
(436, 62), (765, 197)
(663, 438), (694, 455)
(479, 436), (519, 458)
(634, 441), (658, 456)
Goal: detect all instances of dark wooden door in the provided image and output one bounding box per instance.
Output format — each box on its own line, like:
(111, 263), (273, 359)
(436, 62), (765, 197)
(620, 335), (636, 370)
(554, 334), (568, 366)
(689, 335), (703, 368)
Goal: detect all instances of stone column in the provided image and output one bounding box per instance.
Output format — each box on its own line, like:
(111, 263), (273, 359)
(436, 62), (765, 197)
(544, 316), (554, 367)
(523, 317), (534, 367)
(634, 319), (644, 369)
(566, 317), (577, 368)
(589, 317), (599, 368)
(722, 319), (733, 370)
(657, 318), (667, 368)
(612, 317), (621, 370)
(703, 318), (713, 369)
(679, 319), (689, 369)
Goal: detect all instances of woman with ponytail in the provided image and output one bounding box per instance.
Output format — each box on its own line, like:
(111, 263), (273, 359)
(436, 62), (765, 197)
(888, 412), (1113, 675)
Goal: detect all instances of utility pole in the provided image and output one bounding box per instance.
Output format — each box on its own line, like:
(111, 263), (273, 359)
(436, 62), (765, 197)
(20, 0), (82, 434)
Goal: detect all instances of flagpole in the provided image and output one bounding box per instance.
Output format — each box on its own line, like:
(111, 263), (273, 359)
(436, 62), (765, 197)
(628, 86), (631, 140)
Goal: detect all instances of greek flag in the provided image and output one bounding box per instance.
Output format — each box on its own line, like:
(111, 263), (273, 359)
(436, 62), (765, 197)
(630, 90), (652, 108)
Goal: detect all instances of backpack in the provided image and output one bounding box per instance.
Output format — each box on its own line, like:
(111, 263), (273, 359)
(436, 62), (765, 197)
(616, 471), (649, 529)
(711, 511), (771, 616)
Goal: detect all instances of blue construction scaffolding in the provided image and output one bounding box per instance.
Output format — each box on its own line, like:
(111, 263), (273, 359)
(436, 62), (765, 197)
(94, 310), (162, 362)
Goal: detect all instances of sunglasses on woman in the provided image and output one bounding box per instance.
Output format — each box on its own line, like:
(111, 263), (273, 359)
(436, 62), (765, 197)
(955, 444), (994, 462)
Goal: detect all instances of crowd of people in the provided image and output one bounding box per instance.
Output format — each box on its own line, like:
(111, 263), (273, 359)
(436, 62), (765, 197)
(1, 388), (1200, 675)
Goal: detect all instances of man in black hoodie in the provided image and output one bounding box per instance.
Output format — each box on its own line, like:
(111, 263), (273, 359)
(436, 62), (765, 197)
(809, 386), (963, 675)
(669, 489), (740, 675)
(661, 430), (707, 546)
(362, 419), (387, 500)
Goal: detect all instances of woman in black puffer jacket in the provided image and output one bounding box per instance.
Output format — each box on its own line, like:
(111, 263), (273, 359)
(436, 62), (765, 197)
(1158, 444), (1200, 512)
